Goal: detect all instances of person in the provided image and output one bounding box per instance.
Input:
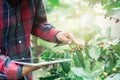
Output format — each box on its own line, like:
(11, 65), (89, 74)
(0, 0), (81, 80)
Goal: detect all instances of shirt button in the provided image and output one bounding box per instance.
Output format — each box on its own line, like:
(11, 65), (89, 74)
(18, 23), (20, 26)
(19, 40), (22, 44)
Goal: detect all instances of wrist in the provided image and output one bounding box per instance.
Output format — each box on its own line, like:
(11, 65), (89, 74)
(55, 31), (62, 43)
(22, 65), (41, 76)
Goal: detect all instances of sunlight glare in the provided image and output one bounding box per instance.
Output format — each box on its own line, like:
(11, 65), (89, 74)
(81, 13), (91, 27)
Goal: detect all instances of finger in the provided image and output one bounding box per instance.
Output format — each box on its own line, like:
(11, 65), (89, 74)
(60, 35), (69, 43)
(66, 33), (77, 44)
(67, 34), (82, 46)
(61, 35), (72, 44)
(66, 39), (72, 44)
(65, 33), (83, 47)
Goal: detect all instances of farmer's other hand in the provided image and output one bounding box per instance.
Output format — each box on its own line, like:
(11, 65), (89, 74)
(56, 32), (81, 45)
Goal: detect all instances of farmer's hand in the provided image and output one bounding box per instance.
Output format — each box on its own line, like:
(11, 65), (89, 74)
(22, 64), (52, 76)
(22, 65), (42, 76)
(56, 32), (81, 45)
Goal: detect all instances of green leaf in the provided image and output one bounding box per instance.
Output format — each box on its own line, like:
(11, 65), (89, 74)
(106, 73), (120, 80)
(84, 43), (91, 59)
(104, 1), (120, 9)
(92, 69), (103, 76)
(60, 52), (71, 74)
(112, 44), (120, 56)
(101, 0), (120, 15)
(84, 33), (95, 43)
(71, 67), (94, 80)
(48, 0), (60, 7)
(60, 62), (71, 74)
(73, 52), (81, 67)
(89, 46), (100, 60)
(76, 50), (85, 69)
(94, 25), (102, 34)
(101, 0), (110, 6)
(116, 60), (120, 67)
(73, 75), (83, 80)
(111, 2), (120, 8)
(108, 38), (120, 45)
(104, 53), (116, 74)
(41, 50), (51, 57)
(106, 8), (120, 16)
(39, 74), (60, 80)
(41, 50), (58, 61)
(96, 37), (106, 42)
(106, 27), (111, 39)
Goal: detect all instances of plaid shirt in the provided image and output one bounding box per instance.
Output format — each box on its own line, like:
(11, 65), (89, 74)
(0, 0), (59, 80)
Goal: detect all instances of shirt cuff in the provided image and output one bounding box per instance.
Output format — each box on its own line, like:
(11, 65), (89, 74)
(5, 61), (21, 79)
(54, 31), (62, 43)
(17, 65), (23, 79)
(49, 28), (61, 43)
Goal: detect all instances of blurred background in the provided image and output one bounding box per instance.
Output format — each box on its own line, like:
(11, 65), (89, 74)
(32, 0), (120, 79)
(31, 0), (120, 52)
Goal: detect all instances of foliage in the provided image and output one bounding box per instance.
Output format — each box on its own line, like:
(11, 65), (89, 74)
(44, 0), (120, 15)
(37, 25), (120, 80)
(101, 0), (120, 15)
(32, 0), (120, 80)
(44, 0), (60, 13)
(83, 0), (120, 15)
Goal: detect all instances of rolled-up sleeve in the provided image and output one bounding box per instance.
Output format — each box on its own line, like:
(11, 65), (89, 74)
(31, 0), (60, 42)
(0, 55), (22, 79)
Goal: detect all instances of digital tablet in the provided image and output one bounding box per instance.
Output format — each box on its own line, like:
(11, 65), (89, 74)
(12, 57), (71, 66)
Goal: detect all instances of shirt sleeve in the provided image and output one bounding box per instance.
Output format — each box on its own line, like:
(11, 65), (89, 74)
(31, 0), (60, 43)
(0, 55), (22, 79)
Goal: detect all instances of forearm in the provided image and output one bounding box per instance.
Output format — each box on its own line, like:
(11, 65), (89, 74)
(22, 65), (41, 76)
(31, 23), (60, 43)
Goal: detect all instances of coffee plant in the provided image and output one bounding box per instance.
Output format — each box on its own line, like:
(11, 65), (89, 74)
(38, 27), (120, 80)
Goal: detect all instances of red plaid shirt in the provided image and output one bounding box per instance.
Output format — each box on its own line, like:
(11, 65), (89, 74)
(0, 0), (59, 80)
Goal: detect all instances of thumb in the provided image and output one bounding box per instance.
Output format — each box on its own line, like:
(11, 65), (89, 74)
(61, 35), (72, 44)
